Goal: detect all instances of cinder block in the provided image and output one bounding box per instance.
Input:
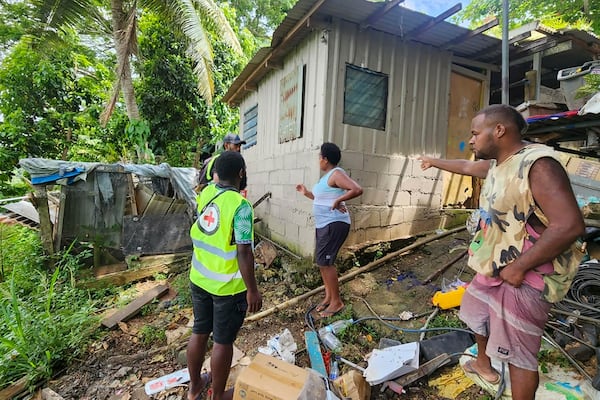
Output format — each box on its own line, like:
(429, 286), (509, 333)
(389, 157), (411, 175)
(341, 151), (364, 171)
(284, 153), (298, 170)
(377, 173), (403, 190)
(361, 188), (389, 206)
(345, 229), (366, 247)
(387, 190), (411, 207)
(352, 208), (381, 229)
(285, 222), (299, 243)
(364, 154), (390, 173)
(411, 192), (442, 207)
(349, 170), (378, 188)
(380, 207), (404, 225)
(388, 223), (413, 239)
(269, 217), (286, 236)
(364, 226), (391, 242)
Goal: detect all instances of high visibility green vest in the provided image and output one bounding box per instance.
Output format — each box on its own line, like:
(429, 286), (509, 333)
(205, 154), (220, 181)
(189, 184), (252, 295)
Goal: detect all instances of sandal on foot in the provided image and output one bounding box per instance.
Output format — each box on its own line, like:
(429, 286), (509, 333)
(463, 360), (501, 385)
(190, 372), (212, 400)
(315, 302), (329, 313)
(318, 306), (344, 319)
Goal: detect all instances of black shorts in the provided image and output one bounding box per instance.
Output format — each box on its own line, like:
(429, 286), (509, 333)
(190, 282), (247, 345)
(315, 221), (350, 266)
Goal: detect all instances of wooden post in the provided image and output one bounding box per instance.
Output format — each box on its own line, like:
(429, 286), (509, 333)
(33, 185), (54, 258)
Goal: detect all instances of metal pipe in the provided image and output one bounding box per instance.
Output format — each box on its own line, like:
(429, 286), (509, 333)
(501, 0), (509, 104)
(542, 334), (593, 381)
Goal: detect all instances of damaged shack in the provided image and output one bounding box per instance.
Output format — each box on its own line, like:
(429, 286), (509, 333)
(18, 158), (198, 272)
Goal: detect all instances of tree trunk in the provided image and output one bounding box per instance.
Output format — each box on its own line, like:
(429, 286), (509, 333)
(111, 0), (140, 121)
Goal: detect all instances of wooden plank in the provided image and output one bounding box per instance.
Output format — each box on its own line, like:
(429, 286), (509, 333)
(101, 284), (169, 329)
(33, 185), (54, 258)
(126, 174), (138, 216)
(78, 253), (190, 289)
(0, 376), (28, 399)
(304, 331), (327, 377)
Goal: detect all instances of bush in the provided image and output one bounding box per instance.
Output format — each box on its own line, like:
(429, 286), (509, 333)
(0, 227), (99, 391)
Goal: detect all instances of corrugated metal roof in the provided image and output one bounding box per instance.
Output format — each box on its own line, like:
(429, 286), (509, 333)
(224, 0), (504, 105)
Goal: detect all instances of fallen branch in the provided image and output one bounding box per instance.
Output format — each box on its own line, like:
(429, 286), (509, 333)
(246, 227), (466, 322)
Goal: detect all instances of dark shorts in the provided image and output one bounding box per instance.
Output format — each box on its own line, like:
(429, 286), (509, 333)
(315, 221), (350, 266)
(190, 282), (247, 345)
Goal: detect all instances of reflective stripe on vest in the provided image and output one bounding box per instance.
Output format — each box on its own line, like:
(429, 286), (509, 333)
(191, 252), (242, 282)
(190, 237), (237, 260)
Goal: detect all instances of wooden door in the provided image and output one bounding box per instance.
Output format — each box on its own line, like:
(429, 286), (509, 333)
(443, 72), (483, 208)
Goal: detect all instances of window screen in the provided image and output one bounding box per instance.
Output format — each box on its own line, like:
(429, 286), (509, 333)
(343, 64), (388, 130)
(242, 104), (258, 149)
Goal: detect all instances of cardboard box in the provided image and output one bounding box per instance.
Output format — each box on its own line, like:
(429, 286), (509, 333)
(233, 353), (309, 400)
(566, 157), (600, 181)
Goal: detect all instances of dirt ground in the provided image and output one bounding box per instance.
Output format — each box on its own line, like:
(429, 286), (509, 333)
(31, 229), (594, 400)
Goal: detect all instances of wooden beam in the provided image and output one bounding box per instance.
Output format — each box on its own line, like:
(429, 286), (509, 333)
(101, 284), (169, 329)
(360, 0), (405, 30)
(405, 3), (462, 40)
(33, 185), (54, 258)
(508, 20), (540, 40)
(509, 40), (573, 66)
(442, 18), (498, 50)
(452, 55), (500, 72)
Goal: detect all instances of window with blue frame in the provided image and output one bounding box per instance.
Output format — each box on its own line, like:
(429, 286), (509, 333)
(343, 64), (388, 131)
(242, 104), (258, 149)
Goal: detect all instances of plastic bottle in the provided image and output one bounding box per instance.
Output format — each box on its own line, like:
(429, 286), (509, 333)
(329, 359), (339, 380)
(318, 330), (341, 352)
(325, 318), (354, 335)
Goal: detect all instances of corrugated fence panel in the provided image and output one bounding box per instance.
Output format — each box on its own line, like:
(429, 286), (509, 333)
(328, 19), (451, 157)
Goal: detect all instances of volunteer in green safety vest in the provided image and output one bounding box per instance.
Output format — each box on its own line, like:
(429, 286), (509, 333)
(186, 151), (261, 400)
(197, 133), (246, 192)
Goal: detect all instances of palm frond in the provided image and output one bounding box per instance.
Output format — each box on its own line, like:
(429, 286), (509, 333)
(32, 0), (105, 32)
(195, 0), (243, 55)
(172, 0), (215, 104)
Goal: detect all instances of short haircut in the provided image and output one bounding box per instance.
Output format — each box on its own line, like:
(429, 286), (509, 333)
(477, 104), (528, 135)
(321, 142), (341, 165)
(215, 151), (245, 182)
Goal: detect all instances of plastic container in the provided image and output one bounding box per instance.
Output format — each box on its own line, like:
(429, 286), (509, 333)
(432, 285), (466, 309)
(557, 61), (600, 110)
(329, 360), (339, 380)
(324, 318), (354, 335)
(319, 330), (341, 352)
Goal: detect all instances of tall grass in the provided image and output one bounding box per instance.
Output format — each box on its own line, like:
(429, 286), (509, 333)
(0, 225), (99, 391)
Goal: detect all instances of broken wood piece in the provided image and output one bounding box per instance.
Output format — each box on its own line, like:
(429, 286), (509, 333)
(78, 252), (190, 289)
(255, 233), (301, 260)
(0, 376), (28, 400)
(101, 284), (169, 329)
(42, 387), (65, 399)
(254, 240), (278, 267)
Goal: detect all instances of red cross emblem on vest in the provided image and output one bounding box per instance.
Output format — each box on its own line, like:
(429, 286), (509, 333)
(199, 204), (220, 234)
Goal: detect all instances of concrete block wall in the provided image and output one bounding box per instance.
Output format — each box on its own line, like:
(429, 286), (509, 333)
(339, 152), (447, 247)
(247, 149), (318, 258)
(248, 149), (453, 256)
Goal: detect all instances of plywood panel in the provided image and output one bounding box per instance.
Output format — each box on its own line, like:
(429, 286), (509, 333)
(443, 72), (482, 207)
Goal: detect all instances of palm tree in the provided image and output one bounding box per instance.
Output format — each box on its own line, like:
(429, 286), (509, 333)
(33, 0), (242, 124)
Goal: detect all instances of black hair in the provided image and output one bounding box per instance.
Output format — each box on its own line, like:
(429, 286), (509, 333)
(320, 142), (341, 165)
(477, 104), (528, 135)
(215, 151), (245, 182)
